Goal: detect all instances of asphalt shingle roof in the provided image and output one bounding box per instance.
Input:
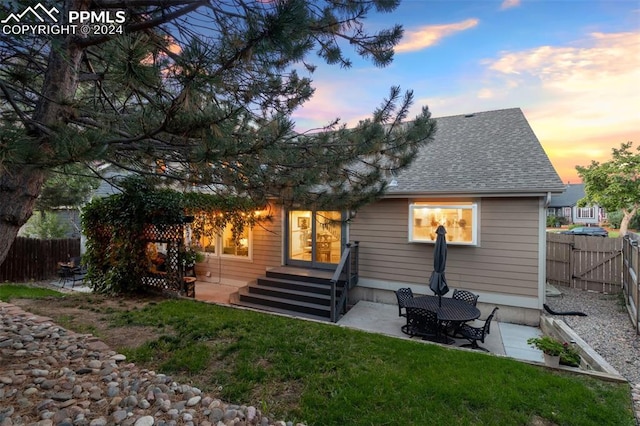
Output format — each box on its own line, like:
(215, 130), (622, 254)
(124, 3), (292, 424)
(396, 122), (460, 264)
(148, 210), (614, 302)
(386, 108), (565, 196)
(548, 183), (584, 207)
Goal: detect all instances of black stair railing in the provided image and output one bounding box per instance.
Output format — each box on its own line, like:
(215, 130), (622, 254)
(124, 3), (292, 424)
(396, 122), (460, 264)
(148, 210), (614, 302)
(330, 241), (359, 322)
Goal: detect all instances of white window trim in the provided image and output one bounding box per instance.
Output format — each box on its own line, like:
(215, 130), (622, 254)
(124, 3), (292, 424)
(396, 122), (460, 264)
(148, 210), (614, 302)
(408, 202), (478, 246)
(576, 207), (595, 219)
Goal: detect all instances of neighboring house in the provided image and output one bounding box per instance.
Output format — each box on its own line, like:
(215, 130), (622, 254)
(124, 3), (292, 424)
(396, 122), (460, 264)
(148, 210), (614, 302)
(194, 108), (566, 326)
(53, 207), (82, 238)
(547, 183), (606, 225)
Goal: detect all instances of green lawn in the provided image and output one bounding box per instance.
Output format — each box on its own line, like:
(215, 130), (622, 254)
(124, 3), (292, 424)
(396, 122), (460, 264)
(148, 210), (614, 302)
(0, 283), (65, 300)
(1, 285), (635, 425)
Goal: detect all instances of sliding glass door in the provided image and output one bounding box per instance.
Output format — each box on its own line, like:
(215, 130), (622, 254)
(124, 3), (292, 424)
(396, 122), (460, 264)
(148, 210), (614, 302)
(287, 210), (344, 268)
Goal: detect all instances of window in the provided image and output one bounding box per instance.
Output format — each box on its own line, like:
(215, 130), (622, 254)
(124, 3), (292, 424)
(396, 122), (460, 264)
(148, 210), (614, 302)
(409, 202), (478, 245)
(198, 229), (217, 254)
(577, 207), (595, 219)
(192, 224), (251, 258)
(222, 225), (250, 257)
(562, 207), (572, 218)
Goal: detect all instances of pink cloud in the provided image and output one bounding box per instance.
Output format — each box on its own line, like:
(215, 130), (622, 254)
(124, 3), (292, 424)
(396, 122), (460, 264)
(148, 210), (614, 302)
(395, 19), (479, 53)
(500, 0), (521, 10)
(292, 79), (373, 131)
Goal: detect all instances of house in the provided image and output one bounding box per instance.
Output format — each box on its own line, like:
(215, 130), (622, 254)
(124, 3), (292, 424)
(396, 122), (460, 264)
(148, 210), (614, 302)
(194, 108), (566, 326)
(547, 183), (606, 225)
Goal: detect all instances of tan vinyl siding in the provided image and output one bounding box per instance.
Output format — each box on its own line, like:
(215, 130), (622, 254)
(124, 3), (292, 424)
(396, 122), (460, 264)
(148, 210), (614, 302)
(195, 204), (283, 285)
(350, 197), (541, 298)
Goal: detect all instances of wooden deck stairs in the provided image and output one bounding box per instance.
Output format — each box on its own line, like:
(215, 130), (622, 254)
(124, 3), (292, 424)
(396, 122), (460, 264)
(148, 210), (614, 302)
(234, 266), (347, 322)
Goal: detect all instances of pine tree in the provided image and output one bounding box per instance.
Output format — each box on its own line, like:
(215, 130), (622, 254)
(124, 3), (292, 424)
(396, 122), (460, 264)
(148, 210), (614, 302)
(0, 0), (436, 265)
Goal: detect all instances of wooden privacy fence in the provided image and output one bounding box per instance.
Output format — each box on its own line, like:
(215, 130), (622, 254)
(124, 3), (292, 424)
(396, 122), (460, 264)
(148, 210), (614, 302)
(546, 233), (623, 293)
(0, 237), (80, 282)
(622, 233), (640, 334)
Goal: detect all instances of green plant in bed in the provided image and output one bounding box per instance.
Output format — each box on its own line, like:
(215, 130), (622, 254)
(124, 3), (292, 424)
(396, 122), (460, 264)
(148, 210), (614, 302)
(527, 336), (565, 356)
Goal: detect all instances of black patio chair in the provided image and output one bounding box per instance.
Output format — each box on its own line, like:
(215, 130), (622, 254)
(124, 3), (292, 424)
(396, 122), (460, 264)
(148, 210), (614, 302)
(401, 306), (439, 340)
(68, 263), (88, 288)
(395, 287), (414, 317)
(457, 307), (499, 351)
(452, 289), (479, 306)
(442, 289), (480, 337)
(62, 257), (87, 288)
(57, 262), (74, 284)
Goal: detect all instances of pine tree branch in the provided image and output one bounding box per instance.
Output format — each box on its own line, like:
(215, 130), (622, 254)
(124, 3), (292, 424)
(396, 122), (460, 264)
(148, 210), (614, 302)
(0, 80), (52, 136)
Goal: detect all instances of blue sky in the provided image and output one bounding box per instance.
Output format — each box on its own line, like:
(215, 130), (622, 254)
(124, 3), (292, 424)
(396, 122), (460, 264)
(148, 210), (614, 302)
(291, 0), (640, 183)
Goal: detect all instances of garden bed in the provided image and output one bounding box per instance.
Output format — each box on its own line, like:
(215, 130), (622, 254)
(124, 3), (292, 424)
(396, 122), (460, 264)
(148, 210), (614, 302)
(539, 315), (626, 382)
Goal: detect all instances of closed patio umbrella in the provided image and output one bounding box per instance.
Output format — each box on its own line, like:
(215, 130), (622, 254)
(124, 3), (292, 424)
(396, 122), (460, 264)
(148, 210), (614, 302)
(428, 225), (449, 306)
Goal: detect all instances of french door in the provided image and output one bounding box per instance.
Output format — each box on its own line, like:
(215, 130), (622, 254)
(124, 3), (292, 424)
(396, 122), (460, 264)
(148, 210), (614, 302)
(287, 210), (344, 269)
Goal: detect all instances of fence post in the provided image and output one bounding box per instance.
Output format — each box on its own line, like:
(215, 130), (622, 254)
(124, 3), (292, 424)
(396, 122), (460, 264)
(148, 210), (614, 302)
(569, 241), (575, 289)
(636, 241), (640, 335)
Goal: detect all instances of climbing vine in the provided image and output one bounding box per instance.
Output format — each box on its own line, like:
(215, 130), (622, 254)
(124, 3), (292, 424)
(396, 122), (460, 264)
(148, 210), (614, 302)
(82, 176), (266, 294)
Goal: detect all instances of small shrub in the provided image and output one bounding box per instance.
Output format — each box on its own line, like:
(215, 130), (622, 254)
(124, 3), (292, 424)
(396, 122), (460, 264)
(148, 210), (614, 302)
(607, 211), (623, 229)
(527, 336), (564, 356)
(528, 336), (582, 366)
(546, 216), (569, 228)
(560, 343), (581, 367)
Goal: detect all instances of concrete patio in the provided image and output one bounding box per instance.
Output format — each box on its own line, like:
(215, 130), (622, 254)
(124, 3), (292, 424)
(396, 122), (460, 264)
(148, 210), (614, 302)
(336, 299), (545, 363)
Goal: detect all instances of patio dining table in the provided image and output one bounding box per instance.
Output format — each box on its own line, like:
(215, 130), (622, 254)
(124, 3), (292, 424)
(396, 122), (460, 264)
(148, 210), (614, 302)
(405, 295), (481, 343)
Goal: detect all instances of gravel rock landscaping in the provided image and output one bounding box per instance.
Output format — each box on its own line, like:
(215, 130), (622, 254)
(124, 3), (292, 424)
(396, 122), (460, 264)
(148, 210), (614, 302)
(545, 285), (640, 421)
(544, 285), (640, 384)
(0, 301), (305, 426)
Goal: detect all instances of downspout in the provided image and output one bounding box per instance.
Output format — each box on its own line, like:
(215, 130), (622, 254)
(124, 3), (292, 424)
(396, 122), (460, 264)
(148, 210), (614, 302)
(539, 192), (552, 313)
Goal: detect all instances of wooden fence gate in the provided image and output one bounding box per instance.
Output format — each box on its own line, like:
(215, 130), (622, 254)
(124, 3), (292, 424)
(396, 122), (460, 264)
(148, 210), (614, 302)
(622, 233), (640, 334)
(546, 233), (623, 293)
(0, 237), (81, 282)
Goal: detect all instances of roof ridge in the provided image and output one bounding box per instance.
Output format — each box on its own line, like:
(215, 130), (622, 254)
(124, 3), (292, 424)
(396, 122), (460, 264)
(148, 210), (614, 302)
(432, 107), (522, 120)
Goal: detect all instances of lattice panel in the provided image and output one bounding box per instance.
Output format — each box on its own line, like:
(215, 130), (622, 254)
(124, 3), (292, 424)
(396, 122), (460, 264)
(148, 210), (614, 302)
(143, 224), (184, 242)
(142, 274), (183, 293)
(141, 223), (193, 297)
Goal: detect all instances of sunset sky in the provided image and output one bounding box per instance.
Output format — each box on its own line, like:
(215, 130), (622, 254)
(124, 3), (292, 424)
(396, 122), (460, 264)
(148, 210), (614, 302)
(291, 0), (640, 184)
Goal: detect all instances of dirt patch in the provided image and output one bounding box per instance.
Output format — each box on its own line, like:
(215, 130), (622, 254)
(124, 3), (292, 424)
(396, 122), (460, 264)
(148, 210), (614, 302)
(8, 292), (168, 352)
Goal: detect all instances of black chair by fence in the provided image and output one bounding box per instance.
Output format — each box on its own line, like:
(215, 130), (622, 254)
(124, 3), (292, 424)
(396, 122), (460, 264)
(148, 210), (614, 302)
(63, 257), (87, 288)
(452, 289), (479, 306)
(395, 287), (414, 317)
(457, 307), (499, 351)
(401, 306), (439, 340)
(68, 264), (88, 288)
(57, 262), (74, 284)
